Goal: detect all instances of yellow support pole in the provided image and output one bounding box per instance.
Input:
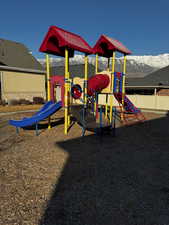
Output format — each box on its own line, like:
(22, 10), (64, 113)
(105, 94), (108, 119)
(64, 49), (69, 134)
(46, 54), (51, 129)
(109, 52), (116, 123)
(122, 54), (127, 107)
(94, 99), (97, 115)
(67, 72), (71, 127)
(95, 53), (98, 74)
(46, 54), (51, 101)
(109, 94), (113, 123)
(94, 53), (99, 114)
(84, 54), (88, 107)
(105, 56), (110, 119)
(121, 54), (127, 121)
(111, 52), (116, 91)
(106, 57), (110, 120)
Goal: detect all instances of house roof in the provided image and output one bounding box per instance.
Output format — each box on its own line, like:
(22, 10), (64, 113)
(0, 65), (45, 74)
(39, 26), (93, 57)
(126, 77), (147, 87)
(0, 39), (43, 71)
(126, 65), (169, 87)
(93, 35), (131, 57)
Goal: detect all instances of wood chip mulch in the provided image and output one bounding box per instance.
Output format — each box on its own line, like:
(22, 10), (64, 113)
(0, 110), (169, 225)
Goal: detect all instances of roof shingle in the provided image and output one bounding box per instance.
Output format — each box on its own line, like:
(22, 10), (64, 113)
(0, 39), (43, 71)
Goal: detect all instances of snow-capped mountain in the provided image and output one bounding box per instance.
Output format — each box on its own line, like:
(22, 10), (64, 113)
(38, 53), (169, 78)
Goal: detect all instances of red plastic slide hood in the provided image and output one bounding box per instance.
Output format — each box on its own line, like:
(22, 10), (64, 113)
(39, 26), (93, 57)
(93, 35), (131, 57)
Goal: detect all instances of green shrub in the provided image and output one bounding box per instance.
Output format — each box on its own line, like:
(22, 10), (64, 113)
(8, 99), (19, 105)
(19, 99), (32, 105)
(0, 99), (6, 106)
(33, 97), (44, 104)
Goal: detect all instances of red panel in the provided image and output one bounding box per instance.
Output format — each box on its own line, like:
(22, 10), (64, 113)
(39, 26), (93, 56)
(50, 76), (65, 106)
(87, 74), (110, 96)
(116, 72), (122, 79)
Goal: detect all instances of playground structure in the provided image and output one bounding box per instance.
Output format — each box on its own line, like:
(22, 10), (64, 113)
(9, 25), (145, 135)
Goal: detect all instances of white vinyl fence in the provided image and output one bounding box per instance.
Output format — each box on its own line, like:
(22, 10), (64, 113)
(98, 94), (169, 111)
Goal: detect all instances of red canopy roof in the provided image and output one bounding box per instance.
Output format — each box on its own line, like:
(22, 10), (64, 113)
(39, 26), (93, 57)
(93, 35), (131, 57)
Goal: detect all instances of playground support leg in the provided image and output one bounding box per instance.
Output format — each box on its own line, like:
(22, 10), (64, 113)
(64, 48), (69, 134)
(67, 82), (71, 127)
(84, 54), (88, 108)
(109, 94), (113, 123)
(64, 106), (68, 134)
(111, 52), (115, 91)
(46, 54), (51, 130)
(46, 54), (51, 101)
(99, 106), (103, 128)
(68, 114), (71, 127)
(105, 94), (108, 119)
(121, 54), (127, 121)
(16, 127), (19, 134)
(112, 107), (116, 137)
(109, 52), (115, 122)
(105, 104), (108, 119)
(95, 93), (99, 119)
(81, 126), (86, 137)
(48, 117), (51, 129)
(82, 54), (88, 130)
(94, 101), (97, 116)
(35, 123), (39, 136)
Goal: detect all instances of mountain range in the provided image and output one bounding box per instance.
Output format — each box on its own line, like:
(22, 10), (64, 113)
(38, 53), (169, 78)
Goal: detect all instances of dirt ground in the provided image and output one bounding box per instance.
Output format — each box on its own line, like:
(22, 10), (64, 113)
(0, 105), (42, 113)
(0, 109), (169, 225)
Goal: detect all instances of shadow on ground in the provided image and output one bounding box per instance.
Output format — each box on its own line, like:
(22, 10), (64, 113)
(40, 114), (169, 225)
(23, 117), (64, 131)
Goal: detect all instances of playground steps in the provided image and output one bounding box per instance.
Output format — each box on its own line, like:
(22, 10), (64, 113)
(122, 111), (146, 125)
(114, 92), (146, 125)
(114, 106), (146, 125)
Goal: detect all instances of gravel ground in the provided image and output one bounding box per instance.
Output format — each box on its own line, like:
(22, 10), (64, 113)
(0, 110), (169, 225)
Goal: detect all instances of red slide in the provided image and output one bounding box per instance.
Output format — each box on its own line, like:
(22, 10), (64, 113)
(114, 93), (140, 113)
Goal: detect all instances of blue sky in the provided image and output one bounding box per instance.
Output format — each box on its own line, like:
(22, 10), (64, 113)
(0, 0), (169, 58)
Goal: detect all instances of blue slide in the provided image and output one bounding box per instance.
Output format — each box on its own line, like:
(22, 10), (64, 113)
(33, 100), (53, 115)
(9, 101), (62, 128)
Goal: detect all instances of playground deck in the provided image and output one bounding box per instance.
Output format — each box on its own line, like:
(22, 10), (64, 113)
(0, 110), (169, 225)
